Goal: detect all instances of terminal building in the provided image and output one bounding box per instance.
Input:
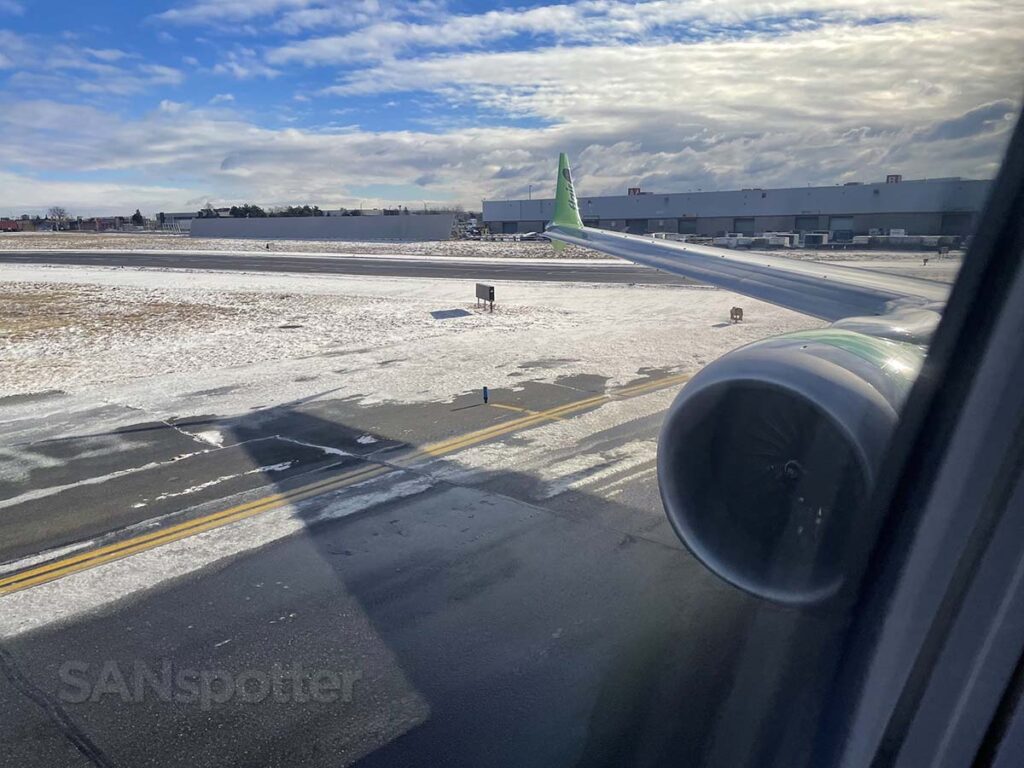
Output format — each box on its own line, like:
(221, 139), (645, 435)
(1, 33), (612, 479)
(483, 176), (991, 240)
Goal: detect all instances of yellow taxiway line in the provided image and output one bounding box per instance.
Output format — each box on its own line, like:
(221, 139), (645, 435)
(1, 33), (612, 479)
(0, 371), (690, 596)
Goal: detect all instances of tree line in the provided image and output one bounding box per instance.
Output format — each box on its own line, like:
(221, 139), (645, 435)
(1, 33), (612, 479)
(222, 204), (325, 218)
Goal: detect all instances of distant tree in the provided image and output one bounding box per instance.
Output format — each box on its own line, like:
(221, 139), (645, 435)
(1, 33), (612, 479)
(131, 209), (144, 226)
(269, 204), (324, 217)
(198, 203), (218, 218)
(229, 203), (267, 218)
(47, 206), (69, 230)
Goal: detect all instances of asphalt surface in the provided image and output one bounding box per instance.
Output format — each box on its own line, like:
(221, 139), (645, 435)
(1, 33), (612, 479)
(0, 250), (693, 285)
(0, 369), (843, 767)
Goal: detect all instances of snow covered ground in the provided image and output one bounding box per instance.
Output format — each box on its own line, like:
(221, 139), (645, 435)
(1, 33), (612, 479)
(0, 231), (587, 259)
(0, 263), (822, 416)
(0, 257), (946, 634)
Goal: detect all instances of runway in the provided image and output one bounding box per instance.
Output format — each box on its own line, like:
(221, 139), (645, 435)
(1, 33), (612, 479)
(0, 249), (692, 285)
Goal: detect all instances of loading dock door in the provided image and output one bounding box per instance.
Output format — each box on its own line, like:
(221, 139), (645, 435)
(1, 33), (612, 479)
(733, 217), (755, 236)
(941, 212), (973, 236)
(829, 216), (854, 242)
(795, 215), (819, 232)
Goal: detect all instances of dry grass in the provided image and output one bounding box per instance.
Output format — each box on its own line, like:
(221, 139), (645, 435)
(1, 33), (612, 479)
(0, 232), (600, 259)
(0, 282), (240, 343)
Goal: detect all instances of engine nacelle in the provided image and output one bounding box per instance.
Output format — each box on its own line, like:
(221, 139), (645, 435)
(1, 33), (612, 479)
(658, 329), (924, 606)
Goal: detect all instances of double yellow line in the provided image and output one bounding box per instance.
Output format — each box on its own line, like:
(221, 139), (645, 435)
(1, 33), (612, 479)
(0, 371), (690, 596)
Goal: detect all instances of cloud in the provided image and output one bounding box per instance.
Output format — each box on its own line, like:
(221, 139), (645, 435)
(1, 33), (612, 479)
(155, 0), (444, 32)
(154, 0), (313, 25)
(0, 29), (31, 64)
(0, 0), (24, 15)
(0, 169), (195, 218)
(265, 0), (930, 66)
(312, 2), (1022, 192)
(0, 34), (185, 95)
(212, 47), (280, 79)
(84, 47), (133, 62)
(267, 5), (581, 65)
(918, 100), (1018, 142)
(210, 92), (236, 104)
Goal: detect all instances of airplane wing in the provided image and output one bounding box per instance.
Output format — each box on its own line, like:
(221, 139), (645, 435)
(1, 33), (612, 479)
(544, 153), (950, 341)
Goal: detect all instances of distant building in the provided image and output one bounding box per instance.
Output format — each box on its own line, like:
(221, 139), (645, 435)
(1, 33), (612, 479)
(190, 212), (456, 241)
(325, 208), (385, 216)
(483, 176), (991, 239)
(160, 211), (200, 232)
(71, 217), (124, 232)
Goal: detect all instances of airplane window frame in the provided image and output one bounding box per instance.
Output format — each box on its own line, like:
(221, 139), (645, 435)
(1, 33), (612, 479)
(813, 105), (1024, 767)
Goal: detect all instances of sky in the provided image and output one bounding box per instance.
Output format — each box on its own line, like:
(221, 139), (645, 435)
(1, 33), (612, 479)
(0, 0), (1022, 217)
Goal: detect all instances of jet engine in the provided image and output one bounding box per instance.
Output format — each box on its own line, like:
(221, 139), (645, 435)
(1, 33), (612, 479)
(657, 329), (924, 606)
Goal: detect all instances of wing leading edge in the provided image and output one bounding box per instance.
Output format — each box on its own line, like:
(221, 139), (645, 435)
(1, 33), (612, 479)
(544, 153), (949, 336)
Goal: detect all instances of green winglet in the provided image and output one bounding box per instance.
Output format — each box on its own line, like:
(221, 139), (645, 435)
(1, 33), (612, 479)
(550, 152), (583, 230)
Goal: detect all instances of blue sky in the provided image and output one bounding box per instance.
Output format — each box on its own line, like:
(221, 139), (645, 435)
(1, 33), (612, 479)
(0, 0), (1021, 216)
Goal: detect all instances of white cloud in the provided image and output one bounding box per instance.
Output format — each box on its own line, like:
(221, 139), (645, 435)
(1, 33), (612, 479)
(0, 34), (185, 95)
(264, 0), (931, 66)
(267, 4), (588, 65)
(84, 47), (133, 62)
(212, 47), (280, 79)
(314, 1), (1023, 194)
(155, 0), (444, 31)
(155, 0), (314, 25)
(210, 92), (236, 104)
(0, 0), (24, 15)
(0, 29), (30, 64)
(0, 170), (195, 218)
(140, 64), (185, 85)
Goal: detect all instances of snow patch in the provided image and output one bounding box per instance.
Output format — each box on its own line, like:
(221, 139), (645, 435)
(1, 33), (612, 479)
(149, 461), (294, 502)
(277, 436), (351, 457)
(192, 430), (225, 447)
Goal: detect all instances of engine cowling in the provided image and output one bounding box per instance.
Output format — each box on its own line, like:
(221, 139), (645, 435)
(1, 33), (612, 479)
(658, 329), (924, 606)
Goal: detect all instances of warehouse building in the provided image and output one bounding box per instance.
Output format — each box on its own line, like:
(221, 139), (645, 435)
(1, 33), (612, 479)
(483, 176), (990, 239)
(190, 212), (455, 241)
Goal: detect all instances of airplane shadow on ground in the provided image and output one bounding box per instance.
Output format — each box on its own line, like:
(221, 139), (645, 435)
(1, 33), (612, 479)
(214, 397), (850, 768)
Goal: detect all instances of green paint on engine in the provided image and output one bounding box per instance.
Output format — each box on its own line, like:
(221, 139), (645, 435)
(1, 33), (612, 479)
(779, 329), (925, 381)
